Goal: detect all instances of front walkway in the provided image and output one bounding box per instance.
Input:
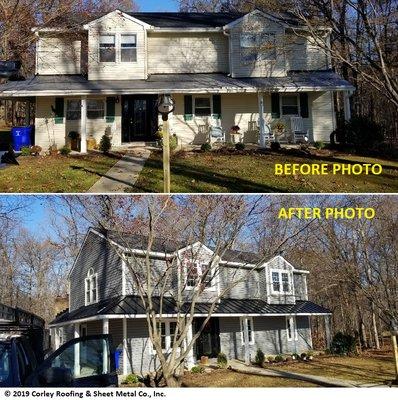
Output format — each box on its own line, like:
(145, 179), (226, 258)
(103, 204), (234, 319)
(88, 148), (151, 193)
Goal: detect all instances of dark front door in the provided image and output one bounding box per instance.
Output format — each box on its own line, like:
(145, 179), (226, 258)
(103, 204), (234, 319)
(122, 95), (158, 142)
(194, 318), (220, 359)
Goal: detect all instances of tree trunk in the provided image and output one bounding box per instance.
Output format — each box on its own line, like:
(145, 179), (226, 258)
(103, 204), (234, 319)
(371, 306), (380, 349)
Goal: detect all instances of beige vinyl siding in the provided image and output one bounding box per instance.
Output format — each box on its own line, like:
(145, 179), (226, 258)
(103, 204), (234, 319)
(37, 35), (81, 75)
(147, 32), (229, 74)
(311, 91), (335, 142)
(35, 96), (122, 151)
(88, 13), (146, 80)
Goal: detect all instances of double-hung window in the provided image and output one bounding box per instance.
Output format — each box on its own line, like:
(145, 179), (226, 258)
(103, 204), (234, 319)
(194, 97), (211, 117)
(186, 262), (212, 289)
(281, 95), (299, 116)
(121, 34), (137, 62)
(87, 99), (104, 119)
(66, 100), (81, 120)
(152, 321), (177, 353)
(99, 35), (116, 62)
(240, 317), (254, 345)
(271, 270), (291, 294)
(286, 316), (298, 341)
(240, 32), (276, 61)
(85, 268), (98, 305)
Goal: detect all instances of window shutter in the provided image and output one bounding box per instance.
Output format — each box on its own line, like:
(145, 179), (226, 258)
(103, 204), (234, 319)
(106, 97), (116, 123)
(184, 95), (193, 121)
(300, 93), (309, 118)
(54, 97), (64, 124)
(212, 94), (221, 119)
(271, 93), (280, 118)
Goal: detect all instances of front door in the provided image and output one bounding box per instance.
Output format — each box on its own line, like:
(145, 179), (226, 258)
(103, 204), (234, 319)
(194, 318), (220, 359)
(122, 95), (158, 142)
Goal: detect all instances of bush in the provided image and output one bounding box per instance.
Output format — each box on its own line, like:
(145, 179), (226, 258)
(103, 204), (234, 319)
(20, 146), (31, 156)
(99, 134), (112, 153)
(274, 355), (284, 363)
(235, 142), (245, 150)
(270, 141), (281, 151)
(30, 145), (42, 156)
(60, 146), (71, 156)
(217, 352), (228, 368)
(314, 141), (326, 149)
(300, 353), (307, 360)
(292, 353), (299, 360)
(157, 130), (178, 152)
(255, 349), (265, 366)
(267, 356), (275, 363)
(331, 332), (357, 355)
(122, 373), (139, 385)
(201, 142), (212, 152)
(191, 365), (204, 373)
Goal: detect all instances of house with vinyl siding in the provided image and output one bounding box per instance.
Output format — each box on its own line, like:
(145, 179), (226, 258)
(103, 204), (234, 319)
(49, 227), (331, 377)
(0, 9), (354, 152)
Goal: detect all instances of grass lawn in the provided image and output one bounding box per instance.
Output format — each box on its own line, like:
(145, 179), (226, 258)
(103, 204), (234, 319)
(131, 149), (398, 193)
(0, 152), (120, 193)
(182, 369), (319, 387)
(268, 349), (396, 385)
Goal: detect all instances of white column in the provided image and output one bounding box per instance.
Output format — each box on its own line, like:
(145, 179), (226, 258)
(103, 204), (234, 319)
(243, 317), (250, 365)
(80, 96), (87, 153)
(54, 328), (59, 350)
(343, 91), (351, 122)
(102, 319), (109, 373)
(186, 322), (195, 369)
(74, 323), (80, 377)
(123, 317), (128, 375)
(257, 93), (266, 147)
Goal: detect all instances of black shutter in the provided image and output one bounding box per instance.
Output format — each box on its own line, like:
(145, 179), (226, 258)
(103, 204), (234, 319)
(54, 97), (64, 124)
(212, 94), (221, 118)
(184, 95), (193, 121)
(271, 93), (280, 118)
(300, 93), (309, 118)
(106, 97), (116, 123)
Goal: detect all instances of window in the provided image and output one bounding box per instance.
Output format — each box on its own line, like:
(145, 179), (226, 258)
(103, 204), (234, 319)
(271, 270), (291, 294)
(121, 34), (137, 62)
(240, 317), (254, 344)
(186, 261), (198, 288)
(240, 32), (276, 61)
(186, 262), (212, 289)
(87, 99), (104, 119)
(85, 268), (98, 305)
(194, 97), (211, 116)
(99, 35), (116, 62)
(66, 100), (81, 120)
(281, 95), (299, 116)
(151, 321), (177, 353)
(286, 316), (298, 341)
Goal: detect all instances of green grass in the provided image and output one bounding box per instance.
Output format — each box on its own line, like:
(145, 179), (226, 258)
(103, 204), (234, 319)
(0, 152), (119, 193)
(131, 149), (398, 193)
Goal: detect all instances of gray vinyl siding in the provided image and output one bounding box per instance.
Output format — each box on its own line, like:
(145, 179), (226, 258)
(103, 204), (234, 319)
(219, 267), (262, 299)
(293, 273), (308, 301)
(69, 231), (123, 311)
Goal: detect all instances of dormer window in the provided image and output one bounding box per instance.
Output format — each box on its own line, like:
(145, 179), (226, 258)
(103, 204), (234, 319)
(121, 35), (137, 62)
(271, 270), (291, 294)
(99, 35), (116, 62)
(85, 268), (98, 305)
(240, 32), (276, 62)
(186, 262), (212, 289)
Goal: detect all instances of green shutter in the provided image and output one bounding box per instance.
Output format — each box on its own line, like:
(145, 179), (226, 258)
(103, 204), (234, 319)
(184, 95), (193, 121)
(106, 97), (116, 123)
(212, 94), (221, 119)
(271, 93), (280, 118)
(300, 93), (309, 118)
(54, 97), (64, 124)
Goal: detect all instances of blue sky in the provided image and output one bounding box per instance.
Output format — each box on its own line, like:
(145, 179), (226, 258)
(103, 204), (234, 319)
(136, 0), (179, 12)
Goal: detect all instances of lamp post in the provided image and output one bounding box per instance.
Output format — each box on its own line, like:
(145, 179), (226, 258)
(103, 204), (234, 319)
(391, 319), (398, 384)
(157, 94), (175, 193)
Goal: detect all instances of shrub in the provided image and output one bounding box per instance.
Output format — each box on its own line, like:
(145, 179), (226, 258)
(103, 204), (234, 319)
(30, 145), (42, 156)
(201, 142), (212, 152)
(157, 130), (178, 152)
(20, 146), (31, 156)
(99, 134), (112, 153)
(274, 355), (284, 363)
(191, 365), (204, 374)
(331, 332), (357, 355)
(314, 141), (326, 149)
(122, 373), (139, 385)
(60, 146), (71, 156)
(292, 353), (299, 360)
(267, 356), (275, 363)
(300, 353), (307, 360)
(217, 352), (228, 368)
(235, 142), (245, 150)
(255, 349), (265, 366)
(270, 141), (281, 151)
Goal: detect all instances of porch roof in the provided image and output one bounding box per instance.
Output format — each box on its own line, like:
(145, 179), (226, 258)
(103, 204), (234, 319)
(0, 71), (354, 98)
(50, 296), (331, 326)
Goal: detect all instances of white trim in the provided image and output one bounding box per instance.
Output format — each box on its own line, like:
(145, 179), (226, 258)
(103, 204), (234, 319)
(85, 269), (99, 306)
(83, 10), (152, 30)
(270, 268), (293, 295)
(149, 319), (177, 355)
(286, 315), (298, 341)
(240, 316), (255, 345)
(280, 93), (300, 117)
(122, 259), (126, 296)
(149, 27), (223, 33)
(122, 317), (128, 375)
(98, 33), (117, 64)
(224, 10), (290, 30)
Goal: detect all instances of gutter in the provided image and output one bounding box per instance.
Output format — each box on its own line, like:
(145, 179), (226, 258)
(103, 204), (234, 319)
(223, 26), (233, 77)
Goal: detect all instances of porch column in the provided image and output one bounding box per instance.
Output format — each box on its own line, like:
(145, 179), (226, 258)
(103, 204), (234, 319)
(324, 315), (332, 350)
(80, 96), (87, 153)
(74, 323), (80, 377)
(186, 322), (195, 369)
(343, 91), (351, 122)
(243, 317), (250, 365)
(123, 317), (128, 375)
(102, 318), (109, 373)
(257, 92), (266, 148)
(54, 328), (59, 350)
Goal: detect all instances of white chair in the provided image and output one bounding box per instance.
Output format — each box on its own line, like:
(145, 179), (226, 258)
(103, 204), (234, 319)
(257, 122), (275, 144)
(208, 126), (225, 144)
(290, 116), (309, 143)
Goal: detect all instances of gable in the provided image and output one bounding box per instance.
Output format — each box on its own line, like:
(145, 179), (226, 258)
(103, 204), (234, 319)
(84, 10), (151, 30)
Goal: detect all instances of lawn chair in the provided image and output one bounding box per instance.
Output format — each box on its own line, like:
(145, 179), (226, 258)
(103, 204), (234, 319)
(256, 122), (275, 144)
(290, 116), (309, 143)
(208, 126), (225, 144)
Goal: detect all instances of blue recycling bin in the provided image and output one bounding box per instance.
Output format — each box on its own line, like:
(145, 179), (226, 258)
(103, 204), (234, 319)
(115, 349), (123, 370)
(11, 126), (32, 151)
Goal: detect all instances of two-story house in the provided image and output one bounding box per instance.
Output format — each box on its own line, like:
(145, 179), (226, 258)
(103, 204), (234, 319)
(0, 9), (353, 152)
(49, 228), (331, 377)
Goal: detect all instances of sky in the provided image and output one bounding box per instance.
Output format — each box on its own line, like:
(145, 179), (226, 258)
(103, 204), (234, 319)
(136, 0), (179, 12)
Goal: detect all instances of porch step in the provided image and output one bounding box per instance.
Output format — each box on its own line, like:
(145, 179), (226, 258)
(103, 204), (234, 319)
(119, 141), (157, 148)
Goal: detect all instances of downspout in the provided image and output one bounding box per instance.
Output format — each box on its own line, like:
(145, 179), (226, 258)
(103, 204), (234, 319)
(223, 27), (232, 77)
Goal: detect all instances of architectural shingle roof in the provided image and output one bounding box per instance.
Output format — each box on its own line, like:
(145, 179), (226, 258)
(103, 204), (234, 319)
(51, 295), (330, 325)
